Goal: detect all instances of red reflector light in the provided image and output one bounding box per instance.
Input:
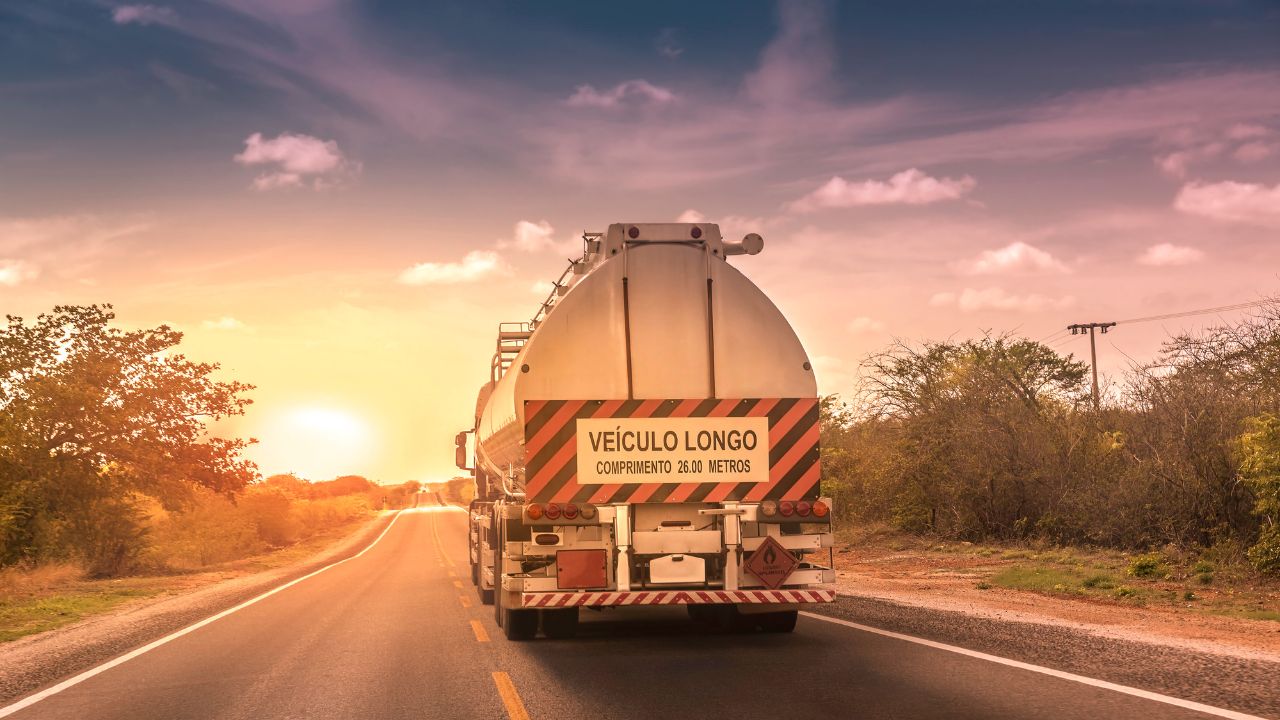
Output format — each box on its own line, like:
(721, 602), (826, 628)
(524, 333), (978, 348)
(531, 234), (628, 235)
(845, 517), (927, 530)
(544, 503), (562, 520)
(535, 533), (559, 546)
(562, 503), (579, 519)
(760, 500), (778, 516)
(779, 501), (795, 517)
(526, 503), (544, 520)
(796, 500), (812, 517)
(628, 226), (640, 239)
(690, 226), (703, 239)
(812, 501), (829, 518)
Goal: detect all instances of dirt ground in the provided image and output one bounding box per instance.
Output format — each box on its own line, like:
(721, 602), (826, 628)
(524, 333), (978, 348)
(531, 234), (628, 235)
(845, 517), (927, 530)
(827, 531), (1280, 662)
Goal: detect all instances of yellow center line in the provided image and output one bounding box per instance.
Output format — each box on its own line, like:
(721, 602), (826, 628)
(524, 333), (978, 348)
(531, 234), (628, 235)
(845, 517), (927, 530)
(491, 672), (530, 720)
(447, 569), (457, 578)
(452, 579), (463, 589)
(458, 594), (472, 608)
(429, 512), (458, 568)
(470, 619), (490, 643)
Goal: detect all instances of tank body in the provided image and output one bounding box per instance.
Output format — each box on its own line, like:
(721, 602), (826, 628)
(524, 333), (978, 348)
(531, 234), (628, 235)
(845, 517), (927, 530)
(474, 222), (815, 499)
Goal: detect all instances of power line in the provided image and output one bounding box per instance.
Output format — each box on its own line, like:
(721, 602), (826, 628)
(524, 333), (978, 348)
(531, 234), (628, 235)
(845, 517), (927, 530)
(1116, 299), (1272, 326)
(1035, 297), (1272, 346)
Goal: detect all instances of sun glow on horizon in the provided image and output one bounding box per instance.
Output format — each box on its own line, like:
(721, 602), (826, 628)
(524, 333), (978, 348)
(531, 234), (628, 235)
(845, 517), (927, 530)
(249, 405), (376, 481)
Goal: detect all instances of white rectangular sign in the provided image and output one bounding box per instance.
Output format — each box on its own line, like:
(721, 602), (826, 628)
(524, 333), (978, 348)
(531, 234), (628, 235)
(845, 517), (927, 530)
(575, 416), (770, 485)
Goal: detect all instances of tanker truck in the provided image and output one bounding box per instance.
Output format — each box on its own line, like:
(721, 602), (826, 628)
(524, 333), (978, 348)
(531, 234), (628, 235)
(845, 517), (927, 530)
(455, 222), (835, 640)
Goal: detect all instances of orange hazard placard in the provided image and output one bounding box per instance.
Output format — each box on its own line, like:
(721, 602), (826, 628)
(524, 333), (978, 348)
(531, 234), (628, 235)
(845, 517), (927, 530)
(744, 536), (797, 590)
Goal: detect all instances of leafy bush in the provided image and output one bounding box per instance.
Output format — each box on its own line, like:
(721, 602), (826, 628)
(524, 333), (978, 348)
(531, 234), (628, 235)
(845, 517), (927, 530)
(1238, 414), (1280, 575)
(1128, 553), (1166, 578)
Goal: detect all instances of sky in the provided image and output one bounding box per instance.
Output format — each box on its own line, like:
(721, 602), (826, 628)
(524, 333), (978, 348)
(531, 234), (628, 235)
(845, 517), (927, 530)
(3, 0), (1280, 483)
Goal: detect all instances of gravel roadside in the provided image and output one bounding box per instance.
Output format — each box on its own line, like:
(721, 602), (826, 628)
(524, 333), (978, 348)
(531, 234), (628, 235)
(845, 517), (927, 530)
(0, 511), (398, 705)
(812, 594), (1280, 719)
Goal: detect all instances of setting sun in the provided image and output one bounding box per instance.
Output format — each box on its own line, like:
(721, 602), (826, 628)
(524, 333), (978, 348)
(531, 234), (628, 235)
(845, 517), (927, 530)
(249, 406), (375, 480)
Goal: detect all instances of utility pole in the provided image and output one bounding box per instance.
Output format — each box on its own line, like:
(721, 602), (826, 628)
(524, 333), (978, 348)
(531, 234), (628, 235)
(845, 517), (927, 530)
(1067, 322), (1116, 409)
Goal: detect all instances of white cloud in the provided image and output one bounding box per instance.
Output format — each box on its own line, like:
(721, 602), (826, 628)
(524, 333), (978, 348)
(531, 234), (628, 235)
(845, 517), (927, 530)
(1234, 142), (1275, 163)
(0, 259), (38, 286)
(1154, 144), (1223, 179)
(497, 220), (579, 255)
(511, 220), (555, 252)
(112, 4), (176, 26)
(234, 132), (355, 191)
(1136, 243), (1205, 267)
(930, 287), (1075, 313)
(847, 316), (885, 334)
(1226, 123), (1269, 140)
(744, 0), (833, 105)
(398, 250), (505, 285)
(955, 241), (1069, 275)
(788, 169), (976, 213)
(676, 209), (706, 223)
(656, 28), (683, 59)
(1174, 180), (1280, 227)
(567, 80), (676, 109)
(530, 280), (557, 295)
(0, 215), (150, 280)
(202, 316), (246, 331)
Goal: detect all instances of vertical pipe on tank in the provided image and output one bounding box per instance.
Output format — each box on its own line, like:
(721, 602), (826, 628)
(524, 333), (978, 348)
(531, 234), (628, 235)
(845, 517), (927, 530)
(705, 277), (717, 399)
(621, 244), (635, 400)
(704, 243), (718, 399)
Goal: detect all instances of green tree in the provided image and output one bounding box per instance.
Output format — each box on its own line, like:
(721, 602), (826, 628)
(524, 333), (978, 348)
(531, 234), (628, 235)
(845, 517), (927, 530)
(0, 305), (256, 574)
(856, 336), (1089, 537)
(1239, 414), (1280, 574)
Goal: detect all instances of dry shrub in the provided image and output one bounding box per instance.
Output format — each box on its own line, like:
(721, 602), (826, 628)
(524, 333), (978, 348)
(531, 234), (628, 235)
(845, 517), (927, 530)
(0, 562), (84, 597)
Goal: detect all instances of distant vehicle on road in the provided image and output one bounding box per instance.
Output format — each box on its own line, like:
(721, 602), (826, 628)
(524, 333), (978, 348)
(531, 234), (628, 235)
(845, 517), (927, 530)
(455, 223), (834, 640)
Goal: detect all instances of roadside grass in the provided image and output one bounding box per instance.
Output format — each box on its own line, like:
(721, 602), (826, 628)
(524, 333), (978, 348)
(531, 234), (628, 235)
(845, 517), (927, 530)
(0, 583), (166, 642)
(0, 514), (378, 643)
(832, 524), (1280, 622)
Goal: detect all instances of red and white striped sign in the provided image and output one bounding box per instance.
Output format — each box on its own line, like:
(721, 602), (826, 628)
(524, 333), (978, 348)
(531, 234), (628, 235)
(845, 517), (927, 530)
(522, 398), (820, 505)
(520, 588), (835, 608)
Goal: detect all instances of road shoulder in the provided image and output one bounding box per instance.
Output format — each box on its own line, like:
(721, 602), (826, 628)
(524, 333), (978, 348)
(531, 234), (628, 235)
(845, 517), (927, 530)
(0, 512), (397, 704)
(812, 593), (1280, 719)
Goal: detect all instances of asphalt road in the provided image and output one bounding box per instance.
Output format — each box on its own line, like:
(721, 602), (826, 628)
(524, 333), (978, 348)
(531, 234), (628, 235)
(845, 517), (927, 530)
(2, 506), (1267, 720)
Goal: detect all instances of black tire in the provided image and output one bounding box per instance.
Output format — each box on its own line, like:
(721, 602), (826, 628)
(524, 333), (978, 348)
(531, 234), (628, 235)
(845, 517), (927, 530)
(478, 582), (495, 606)
(503, 608), (538, 641)
(541, 608), (579, 639)
(469, 558), (478, 586)
(754, 610), (798, 633)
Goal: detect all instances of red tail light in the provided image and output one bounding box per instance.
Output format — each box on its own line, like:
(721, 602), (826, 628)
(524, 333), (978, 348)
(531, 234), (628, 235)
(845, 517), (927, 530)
(562, 503), (579, 519)
(779, 500), (795, 517)
(526, 503), (544, 520)
(796, 500), (812, 517)
(812, 500), (829, 518)
(544, 503), (562, 520)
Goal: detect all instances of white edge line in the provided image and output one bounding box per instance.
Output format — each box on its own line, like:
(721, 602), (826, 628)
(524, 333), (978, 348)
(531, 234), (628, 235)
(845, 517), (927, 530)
(799, 611), (1270, 720)
(0, 511), (405, 718)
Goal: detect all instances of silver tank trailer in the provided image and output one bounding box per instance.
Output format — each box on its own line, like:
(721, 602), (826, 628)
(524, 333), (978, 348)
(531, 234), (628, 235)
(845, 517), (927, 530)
(472, 222), (817, 502)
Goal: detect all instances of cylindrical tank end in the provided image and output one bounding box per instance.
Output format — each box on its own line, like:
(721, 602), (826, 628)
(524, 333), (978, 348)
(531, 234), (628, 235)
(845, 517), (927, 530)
(724, 233), (764, 256)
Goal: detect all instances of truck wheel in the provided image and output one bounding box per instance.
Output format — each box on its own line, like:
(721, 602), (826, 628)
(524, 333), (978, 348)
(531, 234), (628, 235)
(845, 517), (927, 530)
(755, 610), (798, 633)
(478, 581), (494, 606)
(503, 609), (539, 641)
(469, 558), (478, 586)
(541, 608), (579, 639)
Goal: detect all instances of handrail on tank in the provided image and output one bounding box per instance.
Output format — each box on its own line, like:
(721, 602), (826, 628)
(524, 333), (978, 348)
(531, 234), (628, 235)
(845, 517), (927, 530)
(528, 232), (601, 329)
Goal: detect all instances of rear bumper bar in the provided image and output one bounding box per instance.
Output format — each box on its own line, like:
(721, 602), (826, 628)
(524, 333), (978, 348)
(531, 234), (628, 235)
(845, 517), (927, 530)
(522, 588), (835, 608)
